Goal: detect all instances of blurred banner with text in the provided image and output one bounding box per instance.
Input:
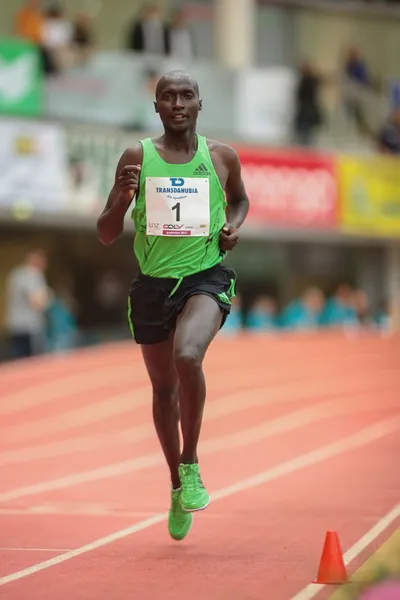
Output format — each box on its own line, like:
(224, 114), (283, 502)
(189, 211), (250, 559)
(339, 155), (400, 237)
(2, 119), (400, 243)
(237, 146), (338, 230)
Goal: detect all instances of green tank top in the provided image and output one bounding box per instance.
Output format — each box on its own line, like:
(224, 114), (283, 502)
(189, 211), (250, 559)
(131, 134), (227, 279)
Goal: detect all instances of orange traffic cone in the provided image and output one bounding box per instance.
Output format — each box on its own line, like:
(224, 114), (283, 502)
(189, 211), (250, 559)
(313, 530), (348, 584)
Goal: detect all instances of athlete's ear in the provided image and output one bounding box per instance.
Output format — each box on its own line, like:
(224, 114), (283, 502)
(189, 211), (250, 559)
(199, 99), (203, 111)
(154, 101), (159, 114)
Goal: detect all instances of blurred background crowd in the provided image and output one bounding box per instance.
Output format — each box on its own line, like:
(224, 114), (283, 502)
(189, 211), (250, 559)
(1, 0), (400, 361)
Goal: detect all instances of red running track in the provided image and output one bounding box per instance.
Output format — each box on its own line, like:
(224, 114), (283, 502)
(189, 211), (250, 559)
(0, 332), (399, 600)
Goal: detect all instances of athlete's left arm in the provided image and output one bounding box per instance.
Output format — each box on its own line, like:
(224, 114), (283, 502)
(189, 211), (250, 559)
(219, 145), (250, 251)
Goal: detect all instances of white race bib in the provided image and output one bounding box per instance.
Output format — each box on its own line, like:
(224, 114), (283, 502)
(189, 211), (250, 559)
(145, 177), (210, 237)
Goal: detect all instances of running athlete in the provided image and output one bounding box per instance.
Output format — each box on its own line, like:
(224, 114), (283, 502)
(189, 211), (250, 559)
(97, 70), (249, 541)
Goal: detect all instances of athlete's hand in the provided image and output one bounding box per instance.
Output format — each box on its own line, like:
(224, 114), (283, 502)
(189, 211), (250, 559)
(116, 165), (141, 203)
(219, 223), (239, 251)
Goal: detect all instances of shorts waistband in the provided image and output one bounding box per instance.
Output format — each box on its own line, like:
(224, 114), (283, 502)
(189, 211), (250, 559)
(138, 265), (220, 288)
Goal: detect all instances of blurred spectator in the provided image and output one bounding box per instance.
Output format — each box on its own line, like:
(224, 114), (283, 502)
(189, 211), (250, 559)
(14, 0), (44, 45)
(344, 47), (370, 87)
(342, 46), (373, 136)
(378, 108), (400, 155)
(373, 299), (391, 331)
(126, 3), (170, 55)
(353, 289), (372, 327)
(41, 3), (74, 73)
(168, 8), (195, 61)
(245, 295), (277, 331)
(4, 250), (51, 360)
(279, 287), (324, 330)
(293, 62), (324, 147)
(47, 280), (79, 354)
(319, 283), (358, 328)
(72, 12), (94, 65)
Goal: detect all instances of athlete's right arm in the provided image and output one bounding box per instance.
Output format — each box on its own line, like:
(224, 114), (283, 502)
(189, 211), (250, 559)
(97, 146), (143, 246)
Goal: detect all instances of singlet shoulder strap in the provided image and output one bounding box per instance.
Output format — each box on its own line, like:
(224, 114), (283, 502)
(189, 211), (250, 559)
(196, 134), (215, 169)
(140, 137), (157, 158)
(139, 137), (164, 173)
(196, 134), (208, 151)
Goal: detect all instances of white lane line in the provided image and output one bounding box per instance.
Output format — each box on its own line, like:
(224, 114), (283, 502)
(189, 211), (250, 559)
(1, 362), (270, 443)
(0, 514), (166, 586)
(1, 390), (398, 502)
(0, 507), (158, 518)
(0, 416), (398, 587)
(0, 548), (72, 553)
(0, 361), (274, 444)
(1, 355), (393, 426)
(2, 391), (149, 444)
(0, 365), (145, 417)
(0, 506), (234, 520)
(0, 345), (134, 386)
(0, 385), (281, 463)
(3, 374), (391, 464)
(0, 335), (393, 413)
(290, 503), (400, 600)
(0, 349), (257, 418)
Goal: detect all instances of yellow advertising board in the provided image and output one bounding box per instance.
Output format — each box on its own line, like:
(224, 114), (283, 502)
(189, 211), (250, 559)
(338, 154), (400, 237)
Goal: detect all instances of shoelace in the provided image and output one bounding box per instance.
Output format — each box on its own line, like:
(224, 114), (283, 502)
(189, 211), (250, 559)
(182, 466), (203, 492)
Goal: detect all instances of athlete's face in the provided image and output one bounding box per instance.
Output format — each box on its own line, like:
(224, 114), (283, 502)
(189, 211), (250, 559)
(155, 79), (202, 132)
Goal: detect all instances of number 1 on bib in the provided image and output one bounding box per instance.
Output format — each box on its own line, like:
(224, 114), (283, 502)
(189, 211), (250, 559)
(172, 202), (181, 222)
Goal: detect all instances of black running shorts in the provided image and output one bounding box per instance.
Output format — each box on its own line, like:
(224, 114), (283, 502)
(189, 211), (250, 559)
(127, 264), (236, 345)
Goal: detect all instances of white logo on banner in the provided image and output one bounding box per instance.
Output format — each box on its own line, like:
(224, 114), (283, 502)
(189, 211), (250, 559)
(0, 120), (69, 212)
(0, 56), (35, 102)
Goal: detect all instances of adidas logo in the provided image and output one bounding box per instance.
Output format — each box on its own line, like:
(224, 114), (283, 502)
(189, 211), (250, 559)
(193, 162), (210, 176)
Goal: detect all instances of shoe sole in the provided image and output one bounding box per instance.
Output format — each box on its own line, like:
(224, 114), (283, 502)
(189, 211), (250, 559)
(182, 497), (210, 513)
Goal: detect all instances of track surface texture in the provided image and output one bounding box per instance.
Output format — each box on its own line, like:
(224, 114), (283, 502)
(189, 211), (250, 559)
(0, 331), (399, 600)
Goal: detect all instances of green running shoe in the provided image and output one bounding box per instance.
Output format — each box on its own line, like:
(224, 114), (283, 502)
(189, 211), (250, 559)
(178, 463), (210, 512)
(168, 488), (193, 541)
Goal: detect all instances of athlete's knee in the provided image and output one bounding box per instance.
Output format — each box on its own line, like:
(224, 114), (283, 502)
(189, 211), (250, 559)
(152, 386), (178, 406)
(174, 344), (203, 377)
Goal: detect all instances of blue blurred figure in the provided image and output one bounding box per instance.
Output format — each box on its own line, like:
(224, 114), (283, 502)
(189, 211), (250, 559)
(279, 287), (324, 330)
(319, 283), (358, 328)
(47, 283), (78, 353)
(245, 295), (277, 332)
(373, 299), (390, 332)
